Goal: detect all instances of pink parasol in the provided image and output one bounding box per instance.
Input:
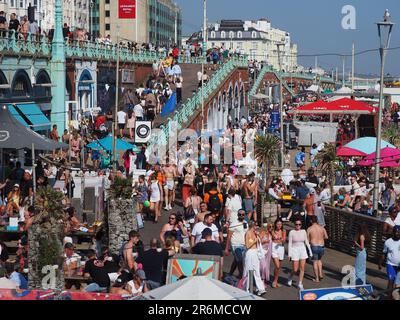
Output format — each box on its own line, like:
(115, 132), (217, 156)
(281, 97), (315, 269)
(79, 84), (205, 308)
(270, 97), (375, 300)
(362, 147), (400, 162)
(337, 146), (367, 157)
(358, 159), (400, 168)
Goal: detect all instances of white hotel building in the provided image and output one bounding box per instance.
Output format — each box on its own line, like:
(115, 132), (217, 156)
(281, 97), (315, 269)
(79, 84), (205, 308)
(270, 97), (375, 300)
(186, 19), (298, 72)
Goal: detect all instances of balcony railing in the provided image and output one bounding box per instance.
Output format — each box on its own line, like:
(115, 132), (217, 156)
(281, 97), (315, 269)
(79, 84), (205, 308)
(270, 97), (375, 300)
(0, 30), (51, 56)
(0, 32), (205, 64)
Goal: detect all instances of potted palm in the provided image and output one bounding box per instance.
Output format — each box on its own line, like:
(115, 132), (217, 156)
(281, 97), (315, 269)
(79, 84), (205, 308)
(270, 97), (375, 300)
(315, 143), (340, 205)
(254, 134), (281, 223)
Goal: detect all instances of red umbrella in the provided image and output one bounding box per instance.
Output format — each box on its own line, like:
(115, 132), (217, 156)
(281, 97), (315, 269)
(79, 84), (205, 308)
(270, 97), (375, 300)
(337, 146), (367, 157)
(328, 98), (377, 115)
(362, 147), (400, 162)
(358, 159), (400, 168)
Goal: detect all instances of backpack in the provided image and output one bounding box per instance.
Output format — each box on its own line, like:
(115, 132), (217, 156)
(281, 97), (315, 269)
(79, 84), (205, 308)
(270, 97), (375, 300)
(118, 242), (128, 262)
(208, 193), (222, 212)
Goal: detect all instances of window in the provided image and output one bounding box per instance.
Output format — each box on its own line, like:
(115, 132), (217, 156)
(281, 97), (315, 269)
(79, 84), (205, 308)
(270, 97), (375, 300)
(229, 31), (234, 39)
(237, 31), (242, 38)
(237, 42), (243, 49)
(105, 10), (110, 17)
(252, 41), (258, 50)
(221, 31), (226, 38)
(210, 31), (216, 39)
(105, 24), (110, 31)
(252, 31), (257, 39)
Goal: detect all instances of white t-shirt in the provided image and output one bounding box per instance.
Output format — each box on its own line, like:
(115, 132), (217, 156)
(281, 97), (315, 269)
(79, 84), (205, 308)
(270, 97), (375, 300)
(383, 238), (400, 266)
(133, 104), (144, 118)
(385, 216), (397, 228)
(191, 222), (219, 244)
(226, 195), (243, 225)
(319, 188), (331, 204)
(229, 222), (246, 247)
(117, 111), (126, 124)
(394, 213), (400, 226)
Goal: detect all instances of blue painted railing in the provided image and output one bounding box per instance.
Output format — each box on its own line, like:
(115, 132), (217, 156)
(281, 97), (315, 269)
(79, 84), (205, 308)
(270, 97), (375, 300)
(148, 56), (249, 148)
(0, 31), (51, 56)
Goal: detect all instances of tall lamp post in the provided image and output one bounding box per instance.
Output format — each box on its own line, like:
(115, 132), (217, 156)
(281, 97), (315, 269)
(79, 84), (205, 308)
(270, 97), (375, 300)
(201, 0), (207, 130)
(276, 42), (285, 169)
(112, 26), (121, 176)
(373, 10), (394, 214)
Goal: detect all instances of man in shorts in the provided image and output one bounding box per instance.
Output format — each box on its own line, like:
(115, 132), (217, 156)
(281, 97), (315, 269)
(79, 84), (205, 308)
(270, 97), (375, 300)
(307, 216), (328, 282)
(162, 162), (175, 211)
(241, 173), (257, 222)
(379, 225), (400, 295)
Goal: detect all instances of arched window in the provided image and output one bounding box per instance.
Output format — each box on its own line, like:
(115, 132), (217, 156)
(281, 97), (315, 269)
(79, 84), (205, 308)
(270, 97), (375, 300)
(34, 70), (52, 98)
(229, 31), (234, 39)
(11, 70), (32, 97)
(210, 31), (216, 39)
(252, 31), (257, 39)
(0, 70), (10, 98)
(237, 31), (242, 38)
(221, 31), (226, 38)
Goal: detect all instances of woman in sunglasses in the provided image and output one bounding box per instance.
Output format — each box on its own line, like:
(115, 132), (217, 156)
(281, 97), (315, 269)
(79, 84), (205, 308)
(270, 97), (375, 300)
(160, 214), (188, 248)
(243, 222), (266, 296)
(287, 219), (312, 290)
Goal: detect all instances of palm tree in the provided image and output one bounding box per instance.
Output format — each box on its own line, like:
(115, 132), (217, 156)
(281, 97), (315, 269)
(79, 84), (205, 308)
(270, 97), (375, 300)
(28, 187), (66, 292)
(382, 124), (400, 148)
(254, 133), (280, 190)
(315, 143), (340, 205)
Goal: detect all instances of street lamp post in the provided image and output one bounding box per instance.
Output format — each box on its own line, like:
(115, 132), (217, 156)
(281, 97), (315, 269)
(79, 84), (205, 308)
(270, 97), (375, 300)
(113, 26), (121, 176)
(201, 0), (207, 131)
(276, 42), (285, 169)
(373, 11), (394, 214)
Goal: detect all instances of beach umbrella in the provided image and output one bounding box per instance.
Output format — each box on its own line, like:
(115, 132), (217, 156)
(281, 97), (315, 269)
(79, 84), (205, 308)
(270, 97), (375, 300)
(87, 135), (140, 153)
(358, 159), (400, 168)
(362, 147), (400, 162)
(135, 276), (264, 301)
(344, 137), (395, 155)
(336, 146), (367, 157)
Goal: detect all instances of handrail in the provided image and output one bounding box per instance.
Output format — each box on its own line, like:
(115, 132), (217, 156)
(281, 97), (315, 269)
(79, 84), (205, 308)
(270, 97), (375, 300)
(148, 56), (248, 148)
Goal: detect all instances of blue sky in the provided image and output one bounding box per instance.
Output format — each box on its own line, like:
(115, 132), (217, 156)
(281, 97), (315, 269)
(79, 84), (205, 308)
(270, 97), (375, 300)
(175, 0), (400, 75)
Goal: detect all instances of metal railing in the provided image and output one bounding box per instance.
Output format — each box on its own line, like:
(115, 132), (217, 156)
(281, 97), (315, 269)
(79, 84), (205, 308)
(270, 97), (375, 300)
(148, 56), (249, 148)
(0, 32), (209, 64)
(0, 30), (51, 56)
(324, 206), (386, 263)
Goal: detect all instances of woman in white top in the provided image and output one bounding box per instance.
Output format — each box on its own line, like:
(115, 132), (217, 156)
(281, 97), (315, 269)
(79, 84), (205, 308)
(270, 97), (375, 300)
(127, 274), (148, 297)
(149, 173), (162, 223)
(287, 219), (312, 290)
(243, 222), (266, 296)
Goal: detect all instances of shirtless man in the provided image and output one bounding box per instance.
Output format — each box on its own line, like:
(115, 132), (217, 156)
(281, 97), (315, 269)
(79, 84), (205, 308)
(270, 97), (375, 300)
(122, 231), (141, 272)
(307, 216), (329, 282)
(195, 202), (210, 223)
(241, 173), (257, 222)
(163, 162), (176, 211)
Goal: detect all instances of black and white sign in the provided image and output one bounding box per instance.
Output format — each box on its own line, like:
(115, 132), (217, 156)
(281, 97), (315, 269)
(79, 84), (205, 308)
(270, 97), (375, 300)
(135, 121), (152, 143)
(0, 130), (10, 142)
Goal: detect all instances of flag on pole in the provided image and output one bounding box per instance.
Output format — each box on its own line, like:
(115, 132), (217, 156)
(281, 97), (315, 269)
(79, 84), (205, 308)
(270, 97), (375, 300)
(161, 92), (177, 117)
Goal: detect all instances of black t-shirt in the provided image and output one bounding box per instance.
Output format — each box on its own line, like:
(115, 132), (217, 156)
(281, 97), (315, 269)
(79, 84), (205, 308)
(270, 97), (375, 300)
(20, 179), (33, 199)
(9, 19), (19, 31)
(192, 241), (223, 257)
(0, 16), (7, 25)
(136, 248), (168, 284)
(194, 175), (204, 196)
(84, 259), (110, 288)
(103, 255), (120, 273)
(307, 176), (319, 185)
